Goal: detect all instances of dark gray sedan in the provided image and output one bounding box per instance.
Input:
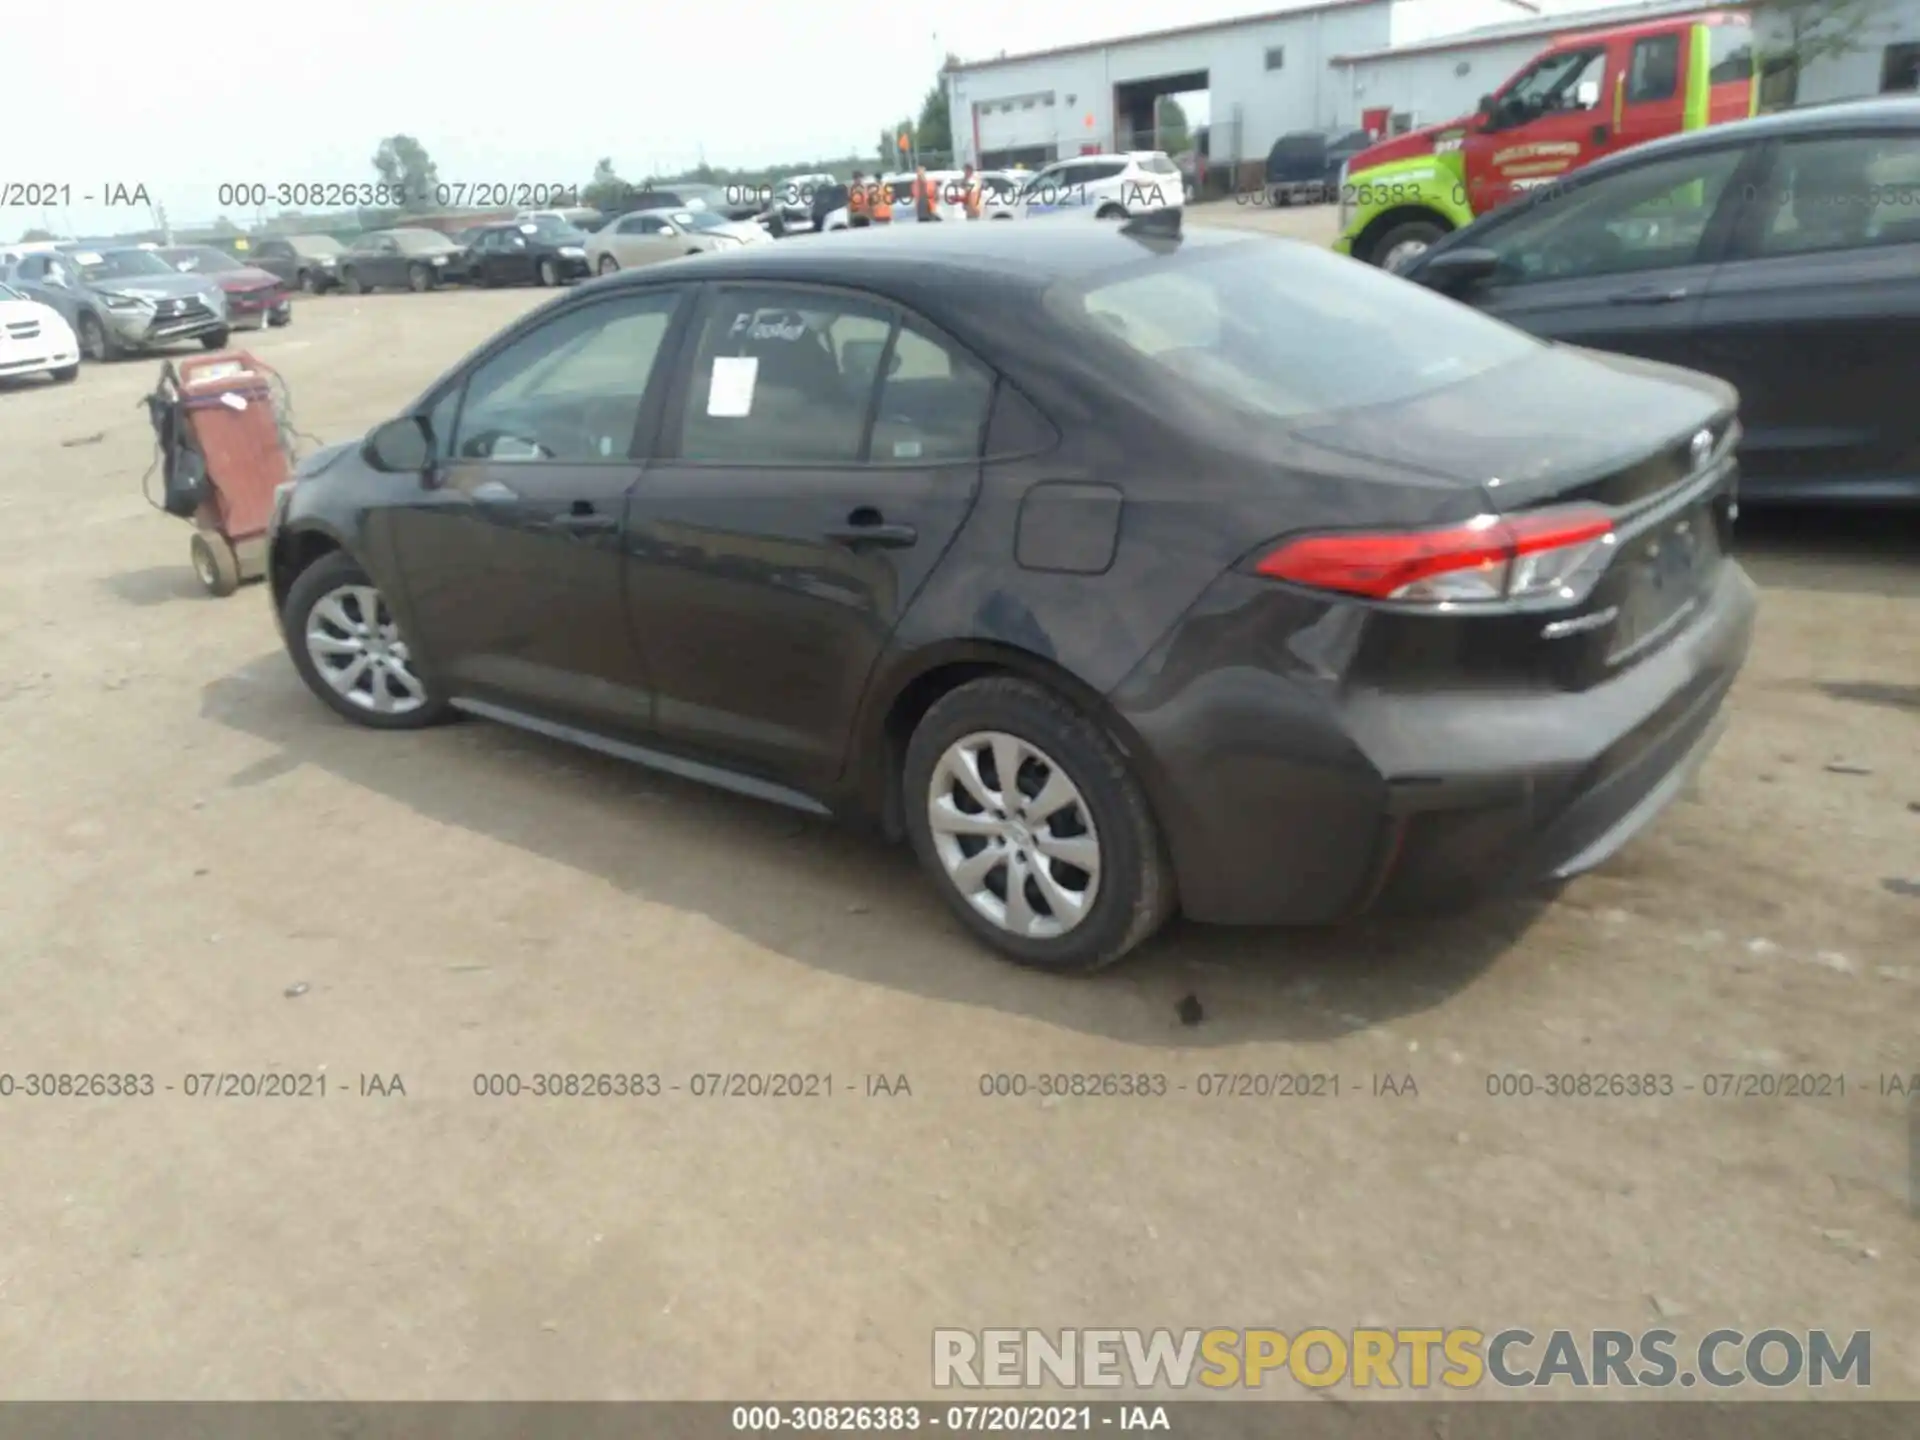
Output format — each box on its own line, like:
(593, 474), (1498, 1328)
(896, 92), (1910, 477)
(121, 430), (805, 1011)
(335, 228), (470, 293)
(265, 218), (1754, 971)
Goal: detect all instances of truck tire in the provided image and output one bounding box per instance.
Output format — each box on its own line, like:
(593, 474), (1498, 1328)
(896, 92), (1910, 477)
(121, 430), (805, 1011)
(1370, 219), (1446, 271)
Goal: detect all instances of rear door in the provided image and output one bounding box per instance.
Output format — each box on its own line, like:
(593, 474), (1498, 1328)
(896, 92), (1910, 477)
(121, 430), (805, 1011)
(1613, 26), (1688, 152)
(620, 284), (993, 794)
(1688, 127), (1920, 501)
(1443, 138), (1759, 371)
(385, 285), (693, 737)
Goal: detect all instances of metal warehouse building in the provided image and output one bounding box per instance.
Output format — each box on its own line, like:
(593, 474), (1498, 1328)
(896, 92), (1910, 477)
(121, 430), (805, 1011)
(945, 0), (1920, 185)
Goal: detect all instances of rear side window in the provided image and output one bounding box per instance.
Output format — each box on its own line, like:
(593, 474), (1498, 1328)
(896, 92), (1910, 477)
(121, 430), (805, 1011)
(1056, 240), (1539, 422)
(1627, 34), (1681, 103)
(870, 322), (995, 463)
(1741, 134), (1920, 258)
(1708, 20), (1754, 83)
(1141, 155), (1179, 175)
(677, 288), (894, 465)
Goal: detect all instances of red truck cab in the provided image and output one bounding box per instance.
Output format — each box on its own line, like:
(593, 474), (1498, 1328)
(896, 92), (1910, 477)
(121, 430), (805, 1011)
(1336, 11), (1758, 268)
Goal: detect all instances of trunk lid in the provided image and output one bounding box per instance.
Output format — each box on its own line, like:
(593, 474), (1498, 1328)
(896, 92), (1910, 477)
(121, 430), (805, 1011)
(1287, 344), (1736, 512)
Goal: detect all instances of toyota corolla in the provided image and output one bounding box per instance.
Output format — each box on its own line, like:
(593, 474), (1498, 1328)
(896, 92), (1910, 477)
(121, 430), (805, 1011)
(266, 218), (1755, 972)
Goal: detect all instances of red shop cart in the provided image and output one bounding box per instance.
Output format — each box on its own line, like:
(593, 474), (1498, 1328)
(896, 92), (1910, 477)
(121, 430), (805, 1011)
(142, 351), (294, 596)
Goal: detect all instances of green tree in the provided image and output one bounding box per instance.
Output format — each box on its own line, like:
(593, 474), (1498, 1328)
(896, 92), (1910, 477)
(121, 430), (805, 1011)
(1155, 96), (1192, 156)
(915, 57), (957, 157)
(583, 158), (631, 210)
(1754, 0), (1876, 107)
(18, 227), (56, 242)
(373, 135), (442, 212)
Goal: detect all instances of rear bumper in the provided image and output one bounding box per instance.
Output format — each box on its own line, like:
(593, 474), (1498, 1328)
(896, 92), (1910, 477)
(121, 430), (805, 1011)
(1112, 561), (1758, 926)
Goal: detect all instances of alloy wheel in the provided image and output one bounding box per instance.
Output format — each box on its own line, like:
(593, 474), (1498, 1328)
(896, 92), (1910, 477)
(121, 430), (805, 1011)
(304, 583), (428, 717)
(1383, 238), (1431, 271)
(926, 731), (1102, 939)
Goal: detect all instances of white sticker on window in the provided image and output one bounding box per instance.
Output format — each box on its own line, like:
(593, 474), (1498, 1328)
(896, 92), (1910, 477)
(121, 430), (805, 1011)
(219, 392), (249, 411)
(892, 439), (923, 459)
(707, 355), (758, 417)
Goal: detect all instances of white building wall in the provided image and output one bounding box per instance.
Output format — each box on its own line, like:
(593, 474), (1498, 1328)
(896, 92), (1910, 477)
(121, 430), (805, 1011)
(1335, 38), (1544, 128)
(945, 1), (1395, 172)
(1767, 0), (1920, 104)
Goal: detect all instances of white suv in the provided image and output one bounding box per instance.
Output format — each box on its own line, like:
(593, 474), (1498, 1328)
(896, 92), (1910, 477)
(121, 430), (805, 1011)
(1015, 152), (1184, 221)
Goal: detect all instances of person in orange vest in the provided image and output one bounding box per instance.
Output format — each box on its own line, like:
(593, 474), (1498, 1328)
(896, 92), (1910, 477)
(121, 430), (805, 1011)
(870, 176), (893, 224)
(961, 163), (983, 220)
(848, 170), (871, 227)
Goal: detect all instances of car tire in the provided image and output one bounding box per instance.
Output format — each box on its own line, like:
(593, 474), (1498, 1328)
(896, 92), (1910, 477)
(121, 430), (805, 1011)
(298, 268), (321, 294)
(282, 550), (452, 731)
(269, 307), (292, 327)
(75, 311), (112, 362)
(51, 363), (78, 383)
(199, 327), (231, 351)
(538, 258), (558, 286)
(1095, 203), (1127, 220)
(903, 676), (1176, 973)
(596, 255), (619, 275)
(407, 263), (432, 293)
(341, 268), (365, 295)
(1369, 218), (1447, 270)
(189, 530), (241, 597)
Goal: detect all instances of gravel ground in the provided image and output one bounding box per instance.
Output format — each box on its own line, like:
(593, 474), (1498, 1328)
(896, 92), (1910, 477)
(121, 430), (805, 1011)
(0, 244), (1914, 1400)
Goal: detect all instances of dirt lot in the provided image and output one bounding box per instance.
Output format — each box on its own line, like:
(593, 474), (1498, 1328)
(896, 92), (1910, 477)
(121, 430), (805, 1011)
(0, 222), (1915, 1400)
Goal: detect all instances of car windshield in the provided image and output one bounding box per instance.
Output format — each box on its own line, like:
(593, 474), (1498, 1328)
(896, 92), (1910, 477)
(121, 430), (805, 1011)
(1059, 238), (1539, 423)
(294, 235), (344, 255)
(163, 248), (244, 273)
(75, 249), (178, 281)
(0, 281), (23, 301)
(671, 210), (727, 231)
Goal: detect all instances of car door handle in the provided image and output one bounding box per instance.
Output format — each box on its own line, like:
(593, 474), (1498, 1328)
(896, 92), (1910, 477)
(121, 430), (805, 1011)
(1591, 124), (1610, 145)
(825, 508), (917, 548)
(1608, 285), (1690, 305)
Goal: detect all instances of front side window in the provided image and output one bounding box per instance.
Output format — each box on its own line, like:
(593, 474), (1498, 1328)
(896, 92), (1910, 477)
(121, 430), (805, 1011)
(1627, 34), (1681, 103)
(1473, 144), (1749, 283)
(1740, 133), (1920, 258)
(1057, 237), (1540, 423)
(1500, 47), (1607, 118)
(451, 290), (683, 463)
(677, 288), (896, 465)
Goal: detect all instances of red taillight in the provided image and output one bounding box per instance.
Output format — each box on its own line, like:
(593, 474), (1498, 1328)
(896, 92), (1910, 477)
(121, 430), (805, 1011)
(1255, 505), (1616, 606)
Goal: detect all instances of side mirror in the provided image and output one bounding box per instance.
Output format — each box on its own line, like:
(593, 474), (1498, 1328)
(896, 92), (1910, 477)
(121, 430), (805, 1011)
(363, 415), (433, 474)
(1413, 245), (1502, 293)
(1477, 93), (1495, 116)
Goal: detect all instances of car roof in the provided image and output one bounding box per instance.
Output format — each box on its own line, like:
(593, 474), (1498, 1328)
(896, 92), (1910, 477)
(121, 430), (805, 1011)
(595, 214), (1251, 296)
(1561, 93), (1920, 179)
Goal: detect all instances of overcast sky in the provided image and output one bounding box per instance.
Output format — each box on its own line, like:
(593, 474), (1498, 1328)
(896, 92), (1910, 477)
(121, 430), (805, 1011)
(12, 0), (1278, 237)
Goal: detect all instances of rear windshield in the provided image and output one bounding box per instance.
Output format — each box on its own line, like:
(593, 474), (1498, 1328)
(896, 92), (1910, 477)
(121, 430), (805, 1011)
(1708, 18), (1753, 83)
(1057, 239), (1539, 422)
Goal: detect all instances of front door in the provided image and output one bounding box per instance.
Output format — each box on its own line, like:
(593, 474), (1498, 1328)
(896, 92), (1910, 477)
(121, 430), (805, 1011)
(386, 285), (692, 737)
(622, 284), (993, 794)
(1688, 130), (1920, 501)
(1465, 42), (1617, 214)
(1452, 138), (1755, 373)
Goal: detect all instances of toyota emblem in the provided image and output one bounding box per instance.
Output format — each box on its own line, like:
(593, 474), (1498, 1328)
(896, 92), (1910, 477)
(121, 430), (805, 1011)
(1689, 428), (1715, 471)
